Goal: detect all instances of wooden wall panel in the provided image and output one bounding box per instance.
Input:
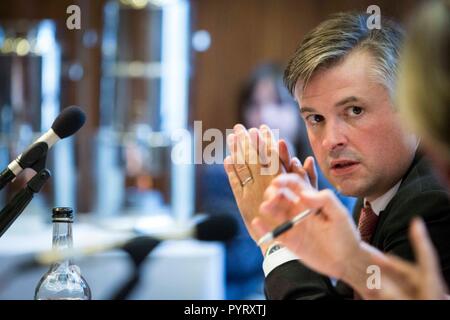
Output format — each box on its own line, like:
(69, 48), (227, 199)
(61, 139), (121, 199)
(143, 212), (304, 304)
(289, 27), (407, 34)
(189, 0), (422, 132)
(0, 0), (105, 212)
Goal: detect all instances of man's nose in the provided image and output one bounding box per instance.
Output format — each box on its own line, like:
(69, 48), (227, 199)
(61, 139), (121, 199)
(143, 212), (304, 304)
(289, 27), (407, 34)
(321, 119), (347, 153)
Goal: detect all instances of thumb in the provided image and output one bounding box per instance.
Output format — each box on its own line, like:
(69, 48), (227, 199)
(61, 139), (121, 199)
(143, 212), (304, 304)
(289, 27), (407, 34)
(278, 139), (291, 172)
(290, 157), (310, 183)
(303, 156), (318, 189)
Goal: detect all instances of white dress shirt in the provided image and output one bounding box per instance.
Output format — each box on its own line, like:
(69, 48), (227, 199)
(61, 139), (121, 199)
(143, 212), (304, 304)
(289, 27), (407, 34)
(262, 181), (402, 277)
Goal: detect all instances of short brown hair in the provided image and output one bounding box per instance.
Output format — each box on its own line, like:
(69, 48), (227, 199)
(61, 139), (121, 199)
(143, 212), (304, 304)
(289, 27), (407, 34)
(284, 12), (404, 98)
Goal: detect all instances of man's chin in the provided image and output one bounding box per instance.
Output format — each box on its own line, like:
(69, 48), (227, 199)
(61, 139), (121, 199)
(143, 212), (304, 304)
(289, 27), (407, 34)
(331, 179), (367, 198)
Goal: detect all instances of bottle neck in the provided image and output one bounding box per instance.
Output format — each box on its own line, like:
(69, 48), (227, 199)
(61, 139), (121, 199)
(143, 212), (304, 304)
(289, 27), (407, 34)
(52, 221), (73, 252)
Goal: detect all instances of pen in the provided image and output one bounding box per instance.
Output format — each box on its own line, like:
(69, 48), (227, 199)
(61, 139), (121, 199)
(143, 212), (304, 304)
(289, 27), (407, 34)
(257, 208), (317, 246)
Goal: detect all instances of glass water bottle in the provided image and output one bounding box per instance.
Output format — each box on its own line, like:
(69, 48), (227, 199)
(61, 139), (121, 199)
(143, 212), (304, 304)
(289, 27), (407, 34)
(34, 207), (92, 300)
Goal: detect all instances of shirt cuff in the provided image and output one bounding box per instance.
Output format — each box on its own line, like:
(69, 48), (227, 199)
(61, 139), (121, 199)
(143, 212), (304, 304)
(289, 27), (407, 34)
(262, 247), (299, 276)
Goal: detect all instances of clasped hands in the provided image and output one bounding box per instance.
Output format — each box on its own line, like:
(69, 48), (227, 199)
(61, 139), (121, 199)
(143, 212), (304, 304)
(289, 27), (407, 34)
(224, 124), (360, 279)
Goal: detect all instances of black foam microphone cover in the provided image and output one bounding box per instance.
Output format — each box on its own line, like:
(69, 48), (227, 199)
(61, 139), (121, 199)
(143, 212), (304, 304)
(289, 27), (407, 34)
(196, 214), (238, 242)
(51, 106), (86, 139)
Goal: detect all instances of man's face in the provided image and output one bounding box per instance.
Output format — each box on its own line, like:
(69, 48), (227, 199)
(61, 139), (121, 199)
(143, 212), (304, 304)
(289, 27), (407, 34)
(295, 50), (417, 200)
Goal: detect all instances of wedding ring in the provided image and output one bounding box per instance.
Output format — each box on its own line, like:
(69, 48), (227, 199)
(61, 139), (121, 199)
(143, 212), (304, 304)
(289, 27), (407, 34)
(240, 176), (253, 187)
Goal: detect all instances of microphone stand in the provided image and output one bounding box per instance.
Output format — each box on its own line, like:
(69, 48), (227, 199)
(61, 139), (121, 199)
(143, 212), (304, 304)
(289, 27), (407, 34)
(110, 236), (160, 300)
(0, 144), (51, 238)
(0, 142), (48, 191)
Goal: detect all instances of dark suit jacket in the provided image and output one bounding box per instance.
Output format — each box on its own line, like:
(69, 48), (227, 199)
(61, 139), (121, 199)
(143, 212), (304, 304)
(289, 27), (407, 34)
(264, 152), (450, 299)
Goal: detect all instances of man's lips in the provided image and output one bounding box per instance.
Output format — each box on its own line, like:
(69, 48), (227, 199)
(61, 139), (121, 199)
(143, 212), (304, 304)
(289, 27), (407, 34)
(329, 159), (360, 175)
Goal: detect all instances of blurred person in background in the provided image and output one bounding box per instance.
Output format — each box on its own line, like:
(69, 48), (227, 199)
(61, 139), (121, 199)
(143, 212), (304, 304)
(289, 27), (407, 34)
(369, 0), (450, 299)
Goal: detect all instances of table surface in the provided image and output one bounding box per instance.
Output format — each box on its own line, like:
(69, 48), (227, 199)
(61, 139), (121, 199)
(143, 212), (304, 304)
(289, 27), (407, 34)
(0, 213), (225, 300)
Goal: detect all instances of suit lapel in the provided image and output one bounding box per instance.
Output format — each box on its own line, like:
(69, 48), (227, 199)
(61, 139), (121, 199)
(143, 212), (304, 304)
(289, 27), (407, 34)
(352, 198), (364, 225)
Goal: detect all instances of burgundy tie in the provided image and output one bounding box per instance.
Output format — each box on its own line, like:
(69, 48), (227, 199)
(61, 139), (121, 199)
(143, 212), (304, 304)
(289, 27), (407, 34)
(358, 201), (378, 243)
(353, 202), (378, 300)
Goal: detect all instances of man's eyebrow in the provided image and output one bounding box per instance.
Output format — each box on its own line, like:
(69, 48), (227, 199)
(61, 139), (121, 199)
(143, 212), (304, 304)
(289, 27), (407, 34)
(335, 96), (360, 107)
(300, 96), (362, 113)
(300, 106), (316, 114)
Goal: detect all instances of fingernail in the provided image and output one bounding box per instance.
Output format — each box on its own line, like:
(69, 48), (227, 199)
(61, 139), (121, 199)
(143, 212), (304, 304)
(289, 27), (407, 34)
(235, 124), (245, 132)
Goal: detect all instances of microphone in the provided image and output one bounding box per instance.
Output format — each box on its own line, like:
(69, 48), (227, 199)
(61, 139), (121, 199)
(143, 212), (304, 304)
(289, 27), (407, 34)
(18, 214), (238, 268)
(111, 214), (237, 300)
(142, 213), (239, 242)
(0, 106), (86, 190)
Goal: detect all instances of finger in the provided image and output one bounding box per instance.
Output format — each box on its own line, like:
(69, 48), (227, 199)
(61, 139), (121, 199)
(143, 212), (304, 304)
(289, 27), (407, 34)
(366, 250), (417, 299)
(259, 125), (277, 162)
(259, 124), (276, 148)
(227, 132), (244, 165)
(409, 218), (441, 274)
(248, 128), (259, 155)
(255, 129), (269, 166)
(227, 133), (252, 185)
(263, 184), (279, 202)
(373, 251), (417, 281)
(259, 126), (282, 175)
(278, 139), (291, 172)
(290, 157), (312, 185)
(248, 127), (266, 176)
(290, 157), (302, 169)
(224, 156), (245, 195)
(371, 257), (419, 299)
(223, 155), (240, 187)
(299, 189), (347, 219)
(234, 124), (258, 167)
(271, 173), (307, 195)
(376, 281), (409, 300)
(304, 156), (318, 189)
(260, 188), (299, 222)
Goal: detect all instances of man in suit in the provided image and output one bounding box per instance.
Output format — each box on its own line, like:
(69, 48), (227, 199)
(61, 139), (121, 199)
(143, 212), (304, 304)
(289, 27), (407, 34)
(223, 12), (450, 299)
(254, 152), (450, 299)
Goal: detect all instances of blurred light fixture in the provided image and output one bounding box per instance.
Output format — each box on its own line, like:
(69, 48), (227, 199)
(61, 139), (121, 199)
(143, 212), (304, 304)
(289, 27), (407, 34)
(83, 30), (98, 48)
(192, 30), (211, 52)
(68, 62), (84, 81)
(15, 38), (30, 56)
(119, 0), (177, 9)
(1, 38), (14, 54)
(120, 0), (149, 9)
(111, 61), (161, 78)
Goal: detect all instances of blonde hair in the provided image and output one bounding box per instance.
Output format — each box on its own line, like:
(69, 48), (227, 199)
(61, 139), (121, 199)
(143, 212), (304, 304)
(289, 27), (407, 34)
(397, 0), (450, 162)
(284, 12), (404, 99)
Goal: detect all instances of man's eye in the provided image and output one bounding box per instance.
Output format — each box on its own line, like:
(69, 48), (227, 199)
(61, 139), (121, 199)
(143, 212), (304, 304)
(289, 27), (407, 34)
(347, 106), (363, 116)
(306, 114), (324, 125)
